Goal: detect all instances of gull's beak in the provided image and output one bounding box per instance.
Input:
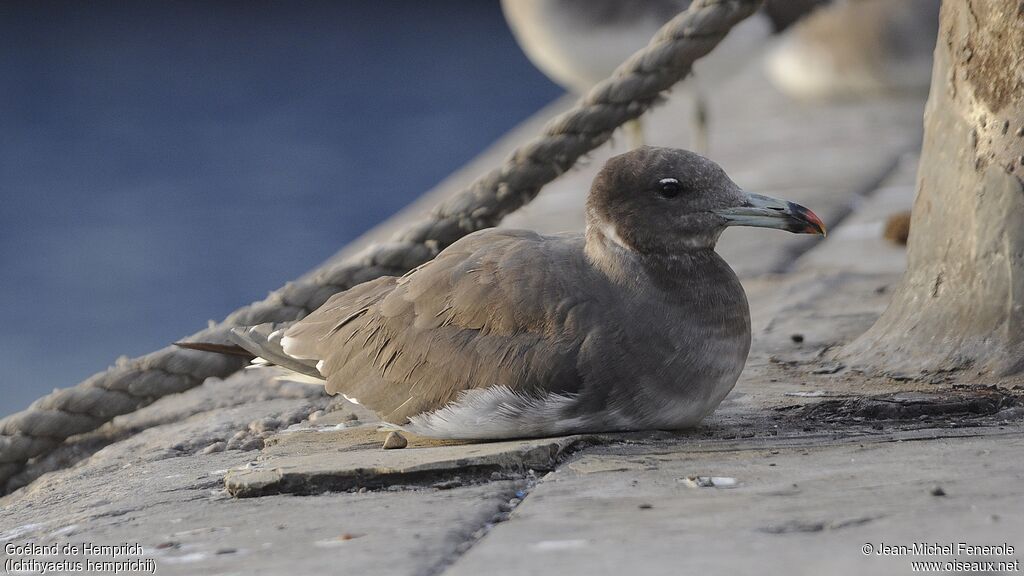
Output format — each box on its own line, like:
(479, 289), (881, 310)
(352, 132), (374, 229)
(713, 193), (827, 236)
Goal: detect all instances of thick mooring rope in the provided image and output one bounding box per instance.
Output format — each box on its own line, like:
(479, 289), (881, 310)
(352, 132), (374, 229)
(0, 0), (762, 492)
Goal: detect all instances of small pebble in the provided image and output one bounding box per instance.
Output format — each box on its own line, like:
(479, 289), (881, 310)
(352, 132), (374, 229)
(931, 486), (946, 497)
(250, 417), (280, 434)
(308, 410), (324, 422)
(243, 437), (265, 451)
(201, 441), (227, 455)
(383, 431), (408, 450)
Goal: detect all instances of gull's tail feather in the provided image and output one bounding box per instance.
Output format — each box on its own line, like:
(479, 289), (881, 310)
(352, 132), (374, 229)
(175, 322), (325, 382)
(229, 323), (325, 380)
(174, 341), (255, 359)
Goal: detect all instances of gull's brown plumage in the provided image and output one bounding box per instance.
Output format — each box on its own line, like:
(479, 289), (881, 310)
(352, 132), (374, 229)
(232, 147), (825, 439)
(283, 230), (592, 421)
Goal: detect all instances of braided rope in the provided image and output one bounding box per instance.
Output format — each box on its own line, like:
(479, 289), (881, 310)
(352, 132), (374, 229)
(0, 0), (762, 492)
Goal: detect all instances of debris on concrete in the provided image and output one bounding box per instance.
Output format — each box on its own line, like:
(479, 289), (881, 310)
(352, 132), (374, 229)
(883, 210), (911, 245)
(798, 386), (1021, 423)
(784, 391), (830, 398)
(680, 476), (738, 489)
(760, 516), (875, 534)
(811, 362), (846, 374)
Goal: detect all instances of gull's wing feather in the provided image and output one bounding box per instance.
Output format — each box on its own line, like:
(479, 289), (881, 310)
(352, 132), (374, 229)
(282, 229), (596, 423)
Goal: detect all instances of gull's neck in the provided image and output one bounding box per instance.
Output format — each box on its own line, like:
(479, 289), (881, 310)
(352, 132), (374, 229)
(584, 219), (719, 289)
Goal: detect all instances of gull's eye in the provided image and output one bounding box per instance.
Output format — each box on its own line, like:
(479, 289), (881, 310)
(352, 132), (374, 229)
(658, 177), (682, 198)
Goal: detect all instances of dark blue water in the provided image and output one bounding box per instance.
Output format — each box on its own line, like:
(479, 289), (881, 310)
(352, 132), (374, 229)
(0, 1), (562, 416)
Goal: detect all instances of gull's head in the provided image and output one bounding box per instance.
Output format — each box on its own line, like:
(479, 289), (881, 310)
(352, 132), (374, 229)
(586, 146), (826, 255)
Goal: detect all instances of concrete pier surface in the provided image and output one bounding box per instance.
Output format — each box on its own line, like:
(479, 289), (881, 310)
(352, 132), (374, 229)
(3, 57), (1022, 575)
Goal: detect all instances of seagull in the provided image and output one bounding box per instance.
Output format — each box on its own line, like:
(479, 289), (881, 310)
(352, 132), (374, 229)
(181, 147), (824, 439)
(500, 0), (825, 151)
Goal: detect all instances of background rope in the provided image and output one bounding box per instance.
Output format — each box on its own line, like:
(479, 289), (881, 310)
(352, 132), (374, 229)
(0, 0), (762, 493)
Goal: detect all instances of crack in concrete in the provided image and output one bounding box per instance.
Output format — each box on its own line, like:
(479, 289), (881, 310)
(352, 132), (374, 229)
(423, 477), (537, 576)
(420, 438), (609, 575)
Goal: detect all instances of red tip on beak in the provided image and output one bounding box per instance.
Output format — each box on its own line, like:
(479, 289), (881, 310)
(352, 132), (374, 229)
(801, 207), (827, 237)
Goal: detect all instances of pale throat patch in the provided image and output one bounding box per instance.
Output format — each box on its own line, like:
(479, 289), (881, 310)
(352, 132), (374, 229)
(589, 215), (717, 253)
(593, 220), (632, 252)
(677, 229), (722, 250)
